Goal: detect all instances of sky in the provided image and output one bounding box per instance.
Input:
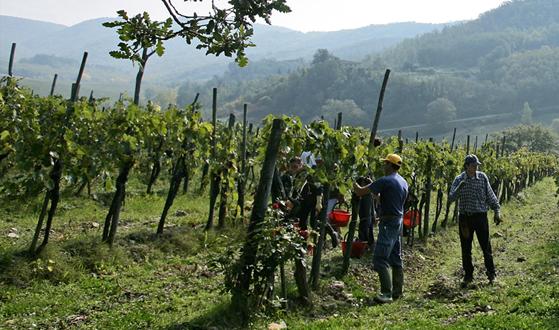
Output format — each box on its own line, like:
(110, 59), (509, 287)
(0, 0), (509, 32)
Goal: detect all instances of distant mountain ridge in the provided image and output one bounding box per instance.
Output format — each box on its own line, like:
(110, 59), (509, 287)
(0, 14), (449, 85)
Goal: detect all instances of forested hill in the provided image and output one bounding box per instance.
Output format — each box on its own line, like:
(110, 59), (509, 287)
(380, 0), (559, 69)
(180, 0), (559, 137)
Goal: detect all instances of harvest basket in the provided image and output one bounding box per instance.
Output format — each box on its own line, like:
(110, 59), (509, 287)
(328, 209), (351, 227)
(341, 240), (368, 258)
(403, 210), (421, 229)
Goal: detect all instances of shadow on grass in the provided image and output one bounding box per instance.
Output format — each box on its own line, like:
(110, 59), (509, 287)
(0, 243), (86, 287)
(120, 224), (245, 260)
(166, 300), (245, 330)
(0, 224), (241, 288)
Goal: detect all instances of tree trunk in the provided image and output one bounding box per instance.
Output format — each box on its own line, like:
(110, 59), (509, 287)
(146, 139), (163, 194)
(217, 169), (229, 229)
(102, 194), (117, 241)
(133, 49), (148, 106)
(36, 159), (62, 254)
(103, 161), (133, 246)
(205, 174), (221, 230)
(157, 157), (185, 234)
(182, 165), (190, 194)
(29, 192), (50, 253)
(431, 188), (443, 233)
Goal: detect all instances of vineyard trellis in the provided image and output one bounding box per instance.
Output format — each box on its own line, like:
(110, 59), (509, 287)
(1, 70), (558, 322)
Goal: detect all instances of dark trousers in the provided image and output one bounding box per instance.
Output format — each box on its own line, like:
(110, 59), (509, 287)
(459, 212), (495, 279)
(358, 194), (375, 243)
(296, 193), (316, 230)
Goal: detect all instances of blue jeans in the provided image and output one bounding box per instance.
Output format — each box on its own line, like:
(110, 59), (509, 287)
(373, 216), (403, 271)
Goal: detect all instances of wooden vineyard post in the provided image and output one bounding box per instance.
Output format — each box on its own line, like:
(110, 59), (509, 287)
(474, 135), (478, 153)
(442, 128), (457, 228)
(450, 128), (457, 152)
(336, 112), (343, 130)
(232, 119), (284, 324)
(422, 138), (434, 240)
(498, 135), (507, 202)
(205, 88), (219, 230)
(217, 114), (235, 228)
(8, 43), (16, 77)
(237, 104), (248, 220)
(368, 69), (391, 149)
(397, 137), (404, 154)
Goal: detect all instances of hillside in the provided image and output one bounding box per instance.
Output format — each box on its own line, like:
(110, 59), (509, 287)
(380, 0), (559, 70)
(178, 0), (559, 138)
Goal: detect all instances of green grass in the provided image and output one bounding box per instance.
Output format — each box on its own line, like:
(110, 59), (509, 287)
(1, 178), (558, 329)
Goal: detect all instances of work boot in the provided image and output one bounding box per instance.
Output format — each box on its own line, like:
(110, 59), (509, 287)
(392, 266), (404, 300)
(374, 267), (393, 303)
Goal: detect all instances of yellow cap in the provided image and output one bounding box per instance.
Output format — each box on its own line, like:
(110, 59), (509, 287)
(381, 153), (402, 166)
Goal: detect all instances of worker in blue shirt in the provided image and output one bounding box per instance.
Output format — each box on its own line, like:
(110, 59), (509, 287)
(354, 153), (408, 303)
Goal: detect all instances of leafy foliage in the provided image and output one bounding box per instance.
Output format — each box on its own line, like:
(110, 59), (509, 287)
(161, 0), (291, 66)
(102, 11), (173, 66)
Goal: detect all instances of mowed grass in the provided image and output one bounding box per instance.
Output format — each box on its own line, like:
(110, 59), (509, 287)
(1, 177), (558, 329)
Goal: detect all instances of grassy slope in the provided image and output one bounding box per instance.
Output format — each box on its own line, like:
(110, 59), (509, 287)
(0, 178), (558, 329)
(265, 178), (559, 329)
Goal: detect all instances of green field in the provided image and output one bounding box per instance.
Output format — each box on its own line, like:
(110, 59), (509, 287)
(1, 178), (558, 329)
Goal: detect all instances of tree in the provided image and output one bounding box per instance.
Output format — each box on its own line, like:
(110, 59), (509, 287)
(161, 0), (291, 66)
(520, 102), (533, 125)
(320, 99), (367, 127)
(425, 97), (457, 129)
(312, 49), (337, 65)
(499, 124), (558, 153)
(103, 11), (174, 105)
(105, 1), (291, 105)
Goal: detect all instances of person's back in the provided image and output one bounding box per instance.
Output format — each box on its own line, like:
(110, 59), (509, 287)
(370, 172), (408, 217)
